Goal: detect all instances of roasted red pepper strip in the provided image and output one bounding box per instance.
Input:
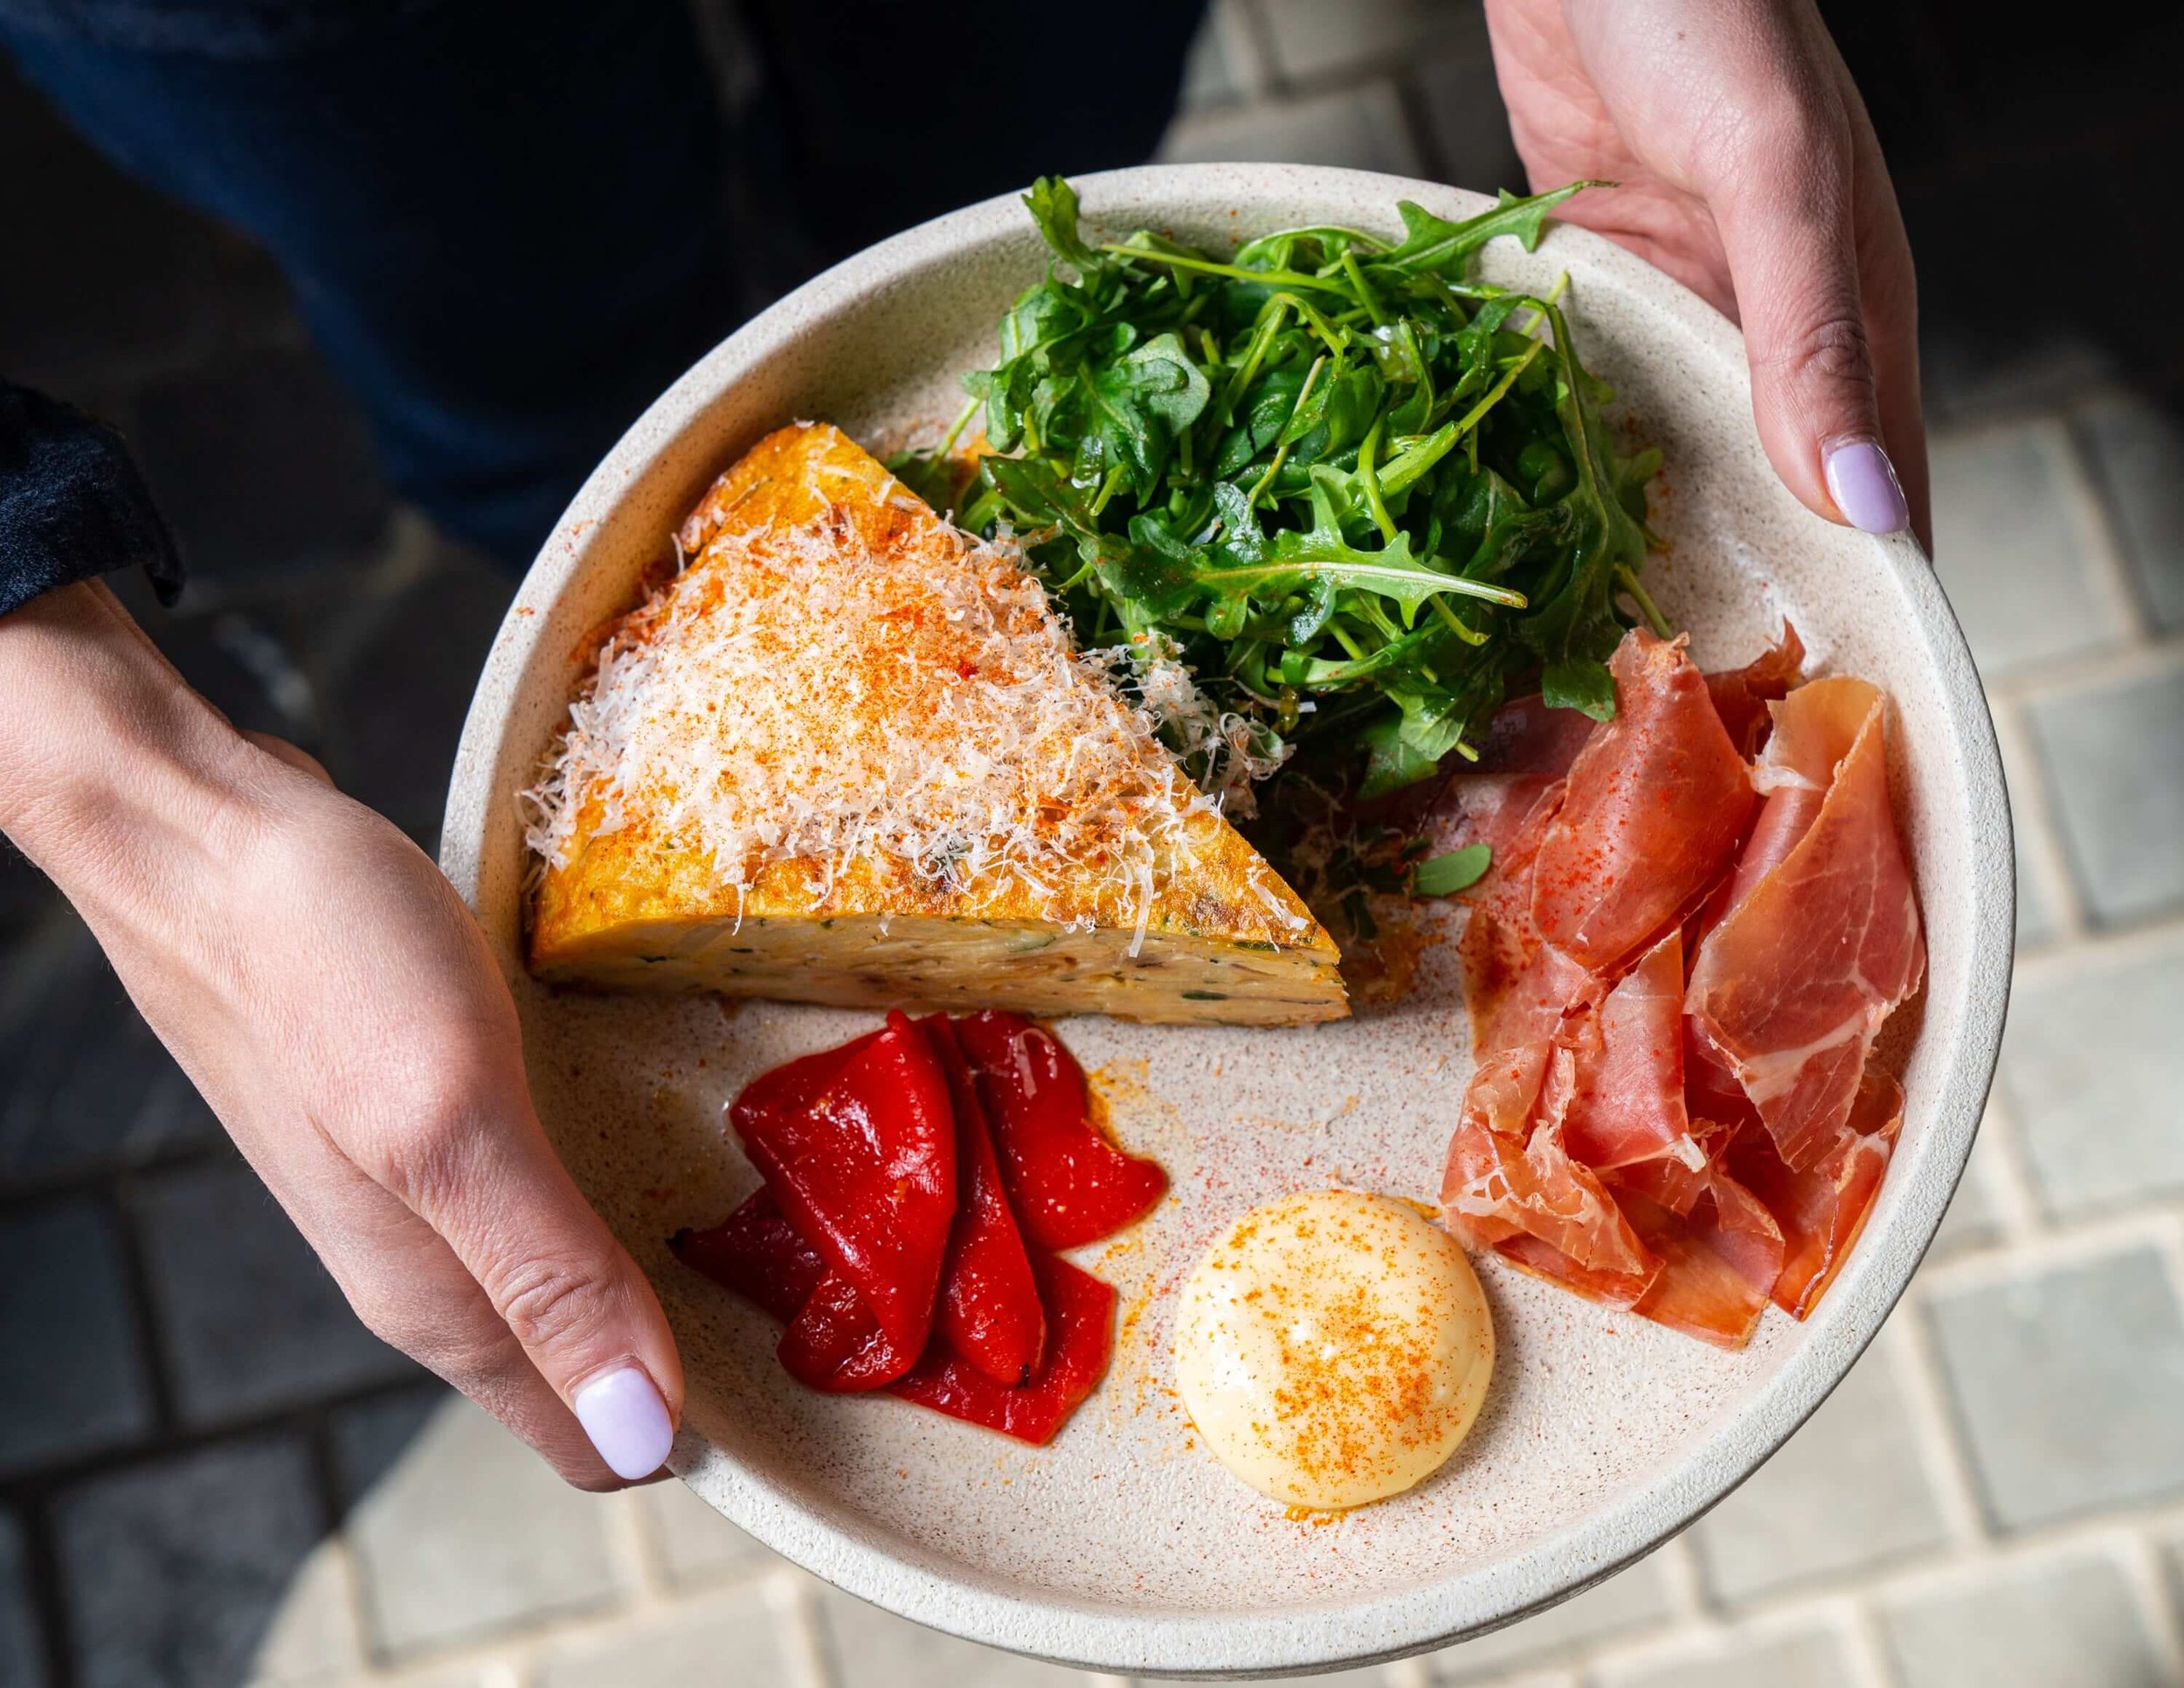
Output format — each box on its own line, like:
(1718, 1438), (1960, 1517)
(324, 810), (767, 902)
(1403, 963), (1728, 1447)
(777, 1271), (895, 1391)
(669, 1187), (818, 1321)
(674, 1193), (1114, 1447)
(889, 1253), (1116, 1446)
(953, 1010), (1166, 1249)
(667, 1190), (897, 1387)
(919, 1014), (1046, 1387)
(728, 1012), (954, 1391)
(671, 1191), (895, 1384)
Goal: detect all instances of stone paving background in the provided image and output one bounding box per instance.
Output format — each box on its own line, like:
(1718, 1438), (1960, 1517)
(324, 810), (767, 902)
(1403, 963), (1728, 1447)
(4, 2), (2184, 1685)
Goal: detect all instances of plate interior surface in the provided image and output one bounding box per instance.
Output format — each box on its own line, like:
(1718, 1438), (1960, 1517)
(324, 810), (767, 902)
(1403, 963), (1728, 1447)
(442, 166), (2010, 1677)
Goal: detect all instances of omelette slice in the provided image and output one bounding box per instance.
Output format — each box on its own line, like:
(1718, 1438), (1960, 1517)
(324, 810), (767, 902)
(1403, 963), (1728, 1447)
(524, 423), (1346, 1026)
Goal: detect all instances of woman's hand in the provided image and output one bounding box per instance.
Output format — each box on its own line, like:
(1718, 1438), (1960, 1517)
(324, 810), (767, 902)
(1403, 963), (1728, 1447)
(1, 583), (681, 1489)
(1484, 0), (1928, 549)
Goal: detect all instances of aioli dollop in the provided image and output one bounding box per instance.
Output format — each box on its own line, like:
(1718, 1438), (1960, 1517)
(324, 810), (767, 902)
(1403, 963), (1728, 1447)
(1175, 1191), (1493, 1509)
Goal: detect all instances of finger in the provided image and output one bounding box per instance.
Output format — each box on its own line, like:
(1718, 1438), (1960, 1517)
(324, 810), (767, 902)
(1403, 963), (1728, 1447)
(345, 1211), (638, 1490)
(1703, 78), (1911, 539)
(1842, 66), (1931, 552)
(229, 1114), (632, 1488)
(373, 1079), (686, 1484)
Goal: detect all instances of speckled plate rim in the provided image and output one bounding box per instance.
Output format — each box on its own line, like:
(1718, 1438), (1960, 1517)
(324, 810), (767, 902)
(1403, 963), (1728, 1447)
(442, 163), (2014, 1678)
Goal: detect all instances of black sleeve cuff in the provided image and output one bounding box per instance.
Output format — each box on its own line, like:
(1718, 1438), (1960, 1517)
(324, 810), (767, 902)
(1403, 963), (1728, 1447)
(1, 378), (185, 618)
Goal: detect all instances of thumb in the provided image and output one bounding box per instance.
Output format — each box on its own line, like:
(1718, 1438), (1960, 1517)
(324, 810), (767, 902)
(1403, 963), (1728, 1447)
(1707, 111), (1911, 538)
(399, 1097), (686, 1482)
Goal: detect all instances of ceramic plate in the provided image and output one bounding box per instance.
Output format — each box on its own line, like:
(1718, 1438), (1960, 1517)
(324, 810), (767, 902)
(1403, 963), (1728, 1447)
(440, 165), (2012, 1678)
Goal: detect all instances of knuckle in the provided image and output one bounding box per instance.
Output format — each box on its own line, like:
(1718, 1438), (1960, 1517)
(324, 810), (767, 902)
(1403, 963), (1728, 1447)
(365, 1097), (473, 1210)
(487, 1251), (620, 1353)
(346, 1278), (494, 1383)
(361, 1054), (501, 1206)
(1761, 311), (1875, 400)
(1745, 95), (1841, 167)
(343, 1289), (418, 1363)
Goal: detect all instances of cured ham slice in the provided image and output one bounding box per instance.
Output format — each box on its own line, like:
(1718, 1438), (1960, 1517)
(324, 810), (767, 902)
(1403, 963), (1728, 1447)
(1426, 771), (1565, 930)
(1439, 626), (1811, 1055)
(1475, 1115), (1784, 1350)
(1493, 1232), (1655, 1311)
(1531, 630), (1755, 972)
(1437, 626), (1917, 1349)
(1480, 1151), (1785, 1349)
(1687, 678), (1924, 1172)
(1728, 1069), (1903, 1317)
(1617, 1174), (1784, 1349)
(1441, 1049), (1657, 1288)
(1439, 626), (1798, 813)
(1461, 1039), (1556, 1142)
(1464, 937), (1597, 1076)
(1708, 668), (1849, 923)
(1683, 1020), (1762, 1135)
(1433, 766), (1592, 1062)
(1705, 624), (1807, 758)
(1473, 691), (1601, 776)
(1561, 929), (1705, 1178)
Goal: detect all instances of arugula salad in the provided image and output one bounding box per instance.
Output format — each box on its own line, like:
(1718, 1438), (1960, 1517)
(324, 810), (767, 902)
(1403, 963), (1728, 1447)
(899, 176), (1663, 843)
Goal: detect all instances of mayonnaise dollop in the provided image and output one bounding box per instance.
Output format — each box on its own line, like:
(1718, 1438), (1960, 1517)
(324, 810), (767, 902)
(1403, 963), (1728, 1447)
(1175, 1190), (1494, 1510)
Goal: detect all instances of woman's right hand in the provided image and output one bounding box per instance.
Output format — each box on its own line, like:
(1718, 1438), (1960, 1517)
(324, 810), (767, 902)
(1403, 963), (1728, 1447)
(1484, 0), (1928, 550)
(0, 582), (684, 1488)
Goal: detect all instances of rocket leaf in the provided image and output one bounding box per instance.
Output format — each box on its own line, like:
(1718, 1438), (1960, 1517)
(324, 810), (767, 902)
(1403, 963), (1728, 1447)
(918, 174), (1658, 801)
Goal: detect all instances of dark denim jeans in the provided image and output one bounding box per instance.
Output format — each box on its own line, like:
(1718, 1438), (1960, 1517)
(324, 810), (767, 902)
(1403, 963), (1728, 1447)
(2, 0), (1204, 567)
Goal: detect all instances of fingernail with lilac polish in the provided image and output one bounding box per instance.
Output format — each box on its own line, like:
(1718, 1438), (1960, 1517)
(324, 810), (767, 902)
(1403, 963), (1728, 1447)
(1823, 439), (1911, 535)
(575, 1366), (674, 1480)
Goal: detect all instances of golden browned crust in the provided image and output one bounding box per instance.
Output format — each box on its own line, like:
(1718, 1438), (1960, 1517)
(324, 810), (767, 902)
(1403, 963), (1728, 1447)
(528, 423), (1344, 1024)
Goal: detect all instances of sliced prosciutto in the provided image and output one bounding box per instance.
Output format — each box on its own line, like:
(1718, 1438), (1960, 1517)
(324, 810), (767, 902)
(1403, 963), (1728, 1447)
(1472, 689), (1602, 776)
(1441, 925), (1785, 1349)
(1560, 928), (1706, 1180)
(1461, 920), (1600, 1077)
(1687, 677), (1924, 1172)
(1441, 630), (1755, 1294)
(1428, 771), (1565, 874)
(1531, 629), (1756, 973)
(1477, 1148), (1787, 1349)
(1492, 1231), (1655, 1311)
(1437, 625), (1918, 1348)
(1441, 1046), (1657, 1294)
(1728, 1069), (1904, 1317)
(1435, 773), (1588, 1062)
(1704, 623), (1806, 758)
(1608, 1138), (1787, 1347)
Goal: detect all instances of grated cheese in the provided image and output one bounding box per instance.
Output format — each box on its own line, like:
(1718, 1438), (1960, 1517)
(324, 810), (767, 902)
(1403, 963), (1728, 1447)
(521, 494), (1309, 941)
(1090, 632), (1292, 820)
